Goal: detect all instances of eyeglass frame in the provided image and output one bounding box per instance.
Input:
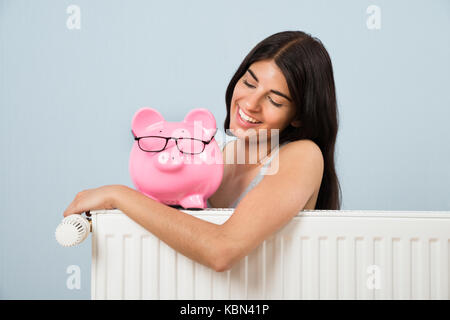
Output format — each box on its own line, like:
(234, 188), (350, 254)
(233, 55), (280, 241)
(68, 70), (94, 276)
(131, 128), (218, 155)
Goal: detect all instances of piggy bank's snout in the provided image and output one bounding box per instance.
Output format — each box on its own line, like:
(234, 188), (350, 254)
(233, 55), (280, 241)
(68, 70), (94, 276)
(153, 149), (184, 172)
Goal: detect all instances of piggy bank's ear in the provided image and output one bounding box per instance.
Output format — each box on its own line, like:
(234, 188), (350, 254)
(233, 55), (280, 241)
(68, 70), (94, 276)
(131, 107), (165, 136)
(183, 108), (217, 140)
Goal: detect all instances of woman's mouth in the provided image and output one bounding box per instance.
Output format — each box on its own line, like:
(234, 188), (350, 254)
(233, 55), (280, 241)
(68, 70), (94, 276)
(236, 106), (262, 127)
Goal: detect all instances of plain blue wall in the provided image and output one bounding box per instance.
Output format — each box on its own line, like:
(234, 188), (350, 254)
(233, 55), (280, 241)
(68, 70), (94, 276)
(1, 0), (449, 299)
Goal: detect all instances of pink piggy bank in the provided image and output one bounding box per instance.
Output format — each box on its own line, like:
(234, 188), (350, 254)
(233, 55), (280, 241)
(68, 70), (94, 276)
(129, 107), (223, 209)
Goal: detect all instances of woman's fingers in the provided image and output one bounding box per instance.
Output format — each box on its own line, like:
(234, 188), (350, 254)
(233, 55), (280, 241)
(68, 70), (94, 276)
(62, 185), (120, 217)
(63, 192), (87, 217)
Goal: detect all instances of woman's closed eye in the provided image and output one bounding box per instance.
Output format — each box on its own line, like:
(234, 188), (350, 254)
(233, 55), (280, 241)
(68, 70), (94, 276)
(268, 96), (282, 107)
(243, 79), (256, 88)
(242, 79), (283, 107)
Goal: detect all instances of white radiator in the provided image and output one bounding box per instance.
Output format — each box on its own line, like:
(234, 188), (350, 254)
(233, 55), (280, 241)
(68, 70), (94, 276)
(89, 209), (450, 300)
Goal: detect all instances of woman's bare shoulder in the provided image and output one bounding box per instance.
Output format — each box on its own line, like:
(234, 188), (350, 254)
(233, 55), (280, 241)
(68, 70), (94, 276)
(283, 138), (321, 150)
(271, 139), (324, 187)
(280, 139), (323, 164)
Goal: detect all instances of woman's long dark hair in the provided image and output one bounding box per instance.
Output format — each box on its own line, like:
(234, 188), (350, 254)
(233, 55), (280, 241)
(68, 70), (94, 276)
(224, 31), (342, 210)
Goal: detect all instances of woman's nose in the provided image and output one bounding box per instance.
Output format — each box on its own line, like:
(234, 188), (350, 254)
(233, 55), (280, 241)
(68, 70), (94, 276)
(242, 94), (261, 111)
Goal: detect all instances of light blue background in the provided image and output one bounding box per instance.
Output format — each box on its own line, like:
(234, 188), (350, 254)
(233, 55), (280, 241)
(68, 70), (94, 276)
(1, 0), (449, 299)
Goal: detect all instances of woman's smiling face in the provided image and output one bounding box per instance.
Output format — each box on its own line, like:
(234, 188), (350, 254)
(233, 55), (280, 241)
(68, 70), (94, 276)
(229, 59), (300, 143)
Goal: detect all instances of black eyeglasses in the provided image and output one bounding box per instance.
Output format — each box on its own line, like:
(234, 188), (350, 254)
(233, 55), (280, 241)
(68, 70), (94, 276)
(131, 128), (218, 155)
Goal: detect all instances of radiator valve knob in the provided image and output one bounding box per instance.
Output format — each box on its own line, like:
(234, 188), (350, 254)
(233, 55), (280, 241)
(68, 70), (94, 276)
(55, 214), (91, 247)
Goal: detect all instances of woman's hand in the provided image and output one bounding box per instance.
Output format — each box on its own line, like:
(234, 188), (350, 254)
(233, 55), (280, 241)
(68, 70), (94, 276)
(63, 185), (125, 217)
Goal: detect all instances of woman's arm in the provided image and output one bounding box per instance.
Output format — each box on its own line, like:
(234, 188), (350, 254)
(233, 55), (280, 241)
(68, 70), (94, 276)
(63, 139), (323, 273)
(63, 185), (228, 271)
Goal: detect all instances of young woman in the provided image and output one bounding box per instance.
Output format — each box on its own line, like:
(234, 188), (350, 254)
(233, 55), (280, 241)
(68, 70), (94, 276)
(63, 31), (341, 272)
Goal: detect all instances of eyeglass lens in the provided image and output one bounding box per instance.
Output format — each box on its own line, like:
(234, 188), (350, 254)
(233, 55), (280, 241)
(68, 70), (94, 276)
(138, 137), (205, 154)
